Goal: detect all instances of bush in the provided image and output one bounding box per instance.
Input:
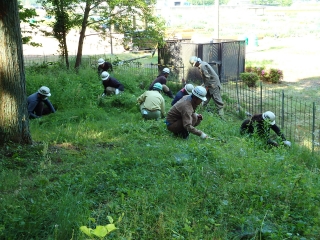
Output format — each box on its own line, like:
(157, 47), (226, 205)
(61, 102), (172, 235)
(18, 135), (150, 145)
(240, 72), (259, 87)
(245, 66), (283, 84)
(268, 68), (283, 83)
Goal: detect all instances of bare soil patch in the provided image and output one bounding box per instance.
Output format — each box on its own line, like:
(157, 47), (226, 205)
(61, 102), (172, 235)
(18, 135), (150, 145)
(246, 36), (320, 87)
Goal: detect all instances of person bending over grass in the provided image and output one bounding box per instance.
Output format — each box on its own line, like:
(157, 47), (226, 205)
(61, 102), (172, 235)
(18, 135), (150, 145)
(165, 86), (209, 140)
(27, 86), (56, 119)
(240, 111), (291, 147)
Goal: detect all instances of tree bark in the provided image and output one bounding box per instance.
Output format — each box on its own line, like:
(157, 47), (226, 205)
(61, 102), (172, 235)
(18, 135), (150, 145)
(74, 0), (91, 69)
(0, 0), (32, 145)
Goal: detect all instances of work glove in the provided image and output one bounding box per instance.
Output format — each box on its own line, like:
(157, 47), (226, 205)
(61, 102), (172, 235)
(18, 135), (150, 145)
(200, 132), (207, 139)
(283, 140), (291, 147)
(115, 89), (120, 95)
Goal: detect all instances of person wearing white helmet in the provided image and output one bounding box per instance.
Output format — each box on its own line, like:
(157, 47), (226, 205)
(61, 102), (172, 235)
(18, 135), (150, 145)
(97, 58), (113, 77)
(171, 83), (194, 106)
(137, 83), (166, 120)
(27, 86), (56, 119)
(189, 56), (224, 117)
(240, 111), (291, 147)
(100, 71), (124, 96)
(148, 67), (174, 98)
(165, 86), (209, 139)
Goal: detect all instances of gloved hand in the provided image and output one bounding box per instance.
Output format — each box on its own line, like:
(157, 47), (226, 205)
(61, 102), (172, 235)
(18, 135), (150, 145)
(200, 132), (207, 139)
(115, 89), (120, 95)
(283, 140), (291, 147)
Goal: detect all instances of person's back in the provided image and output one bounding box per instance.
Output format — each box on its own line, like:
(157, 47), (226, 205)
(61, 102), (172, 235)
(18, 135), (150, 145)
(137, 83), (165, 120)
(171, 84), (194, 106)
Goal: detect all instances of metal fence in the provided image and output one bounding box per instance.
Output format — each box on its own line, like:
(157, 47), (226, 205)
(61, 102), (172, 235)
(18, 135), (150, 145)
(222, 80), (320, 154)
(158, 39), (246, 83)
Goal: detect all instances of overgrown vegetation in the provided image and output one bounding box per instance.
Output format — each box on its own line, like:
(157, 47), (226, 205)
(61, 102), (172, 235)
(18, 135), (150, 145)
(0, 63), (320, 239)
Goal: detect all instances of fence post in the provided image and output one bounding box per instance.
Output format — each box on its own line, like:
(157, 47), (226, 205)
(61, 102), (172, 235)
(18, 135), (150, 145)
(236, 80), (240, 110)
(312, 102), (316, 154)
(281, 90), (284, 129)
(260, 82), (262, 113)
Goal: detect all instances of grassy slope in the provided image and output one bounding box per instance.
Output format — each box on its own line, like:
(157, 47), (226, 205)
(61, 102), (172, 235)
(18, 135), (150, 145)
(1, 63), (320, 240)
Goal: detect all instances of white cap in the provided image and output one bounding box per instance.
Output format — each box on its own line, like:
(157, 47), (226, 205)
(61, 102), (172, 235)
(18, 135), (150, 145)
(162, 68), (170, 74)
(184, 84), (194, 95)
(101, 71), (110, 81)
(262, 111), (276, 125)
(98, 58), (105, 66)
(192, 86), (207, 101)
(189, 56), (202, 66)
(38, 86), (51, 97)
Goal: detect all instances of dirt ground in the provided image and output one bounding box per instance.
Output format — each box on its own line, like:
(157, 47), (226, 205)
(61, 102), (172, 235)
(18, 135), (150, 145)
(245, 36), (320, 87)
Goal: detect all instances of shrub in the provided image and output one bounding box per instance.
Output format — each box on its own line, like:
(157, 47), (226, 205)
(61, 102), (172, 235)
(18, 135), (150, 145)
(240, 72), (259, 87)
(268, 68), (283, 83)
(245, 66), (283, 84)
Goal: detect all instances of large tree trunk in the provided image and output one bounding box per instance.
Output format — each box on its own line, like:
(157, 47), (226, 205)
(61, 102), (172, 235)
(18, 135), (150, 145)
(0, 0), (32, 145)
(74, 1), (91, 69)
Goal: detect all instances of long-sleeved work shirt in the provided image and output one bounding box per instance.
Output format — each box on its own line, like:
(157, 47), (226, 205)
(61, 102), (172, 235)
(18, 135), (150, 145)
(199, 61), (221, 89)
(240, 113), (286, 140)
(166, 95), (202, 136)
(27, 92), (55, 118)
(148, 74), (167, 90)
(137, 90), (165, 117)
(102, 77), (124, 93)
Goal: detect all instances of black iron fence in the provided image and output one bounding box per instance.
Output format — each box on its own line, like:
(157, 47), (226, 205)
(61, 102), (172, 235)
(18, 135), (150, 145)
(222, 80), (320, 154)
(158, 39), (246, 83)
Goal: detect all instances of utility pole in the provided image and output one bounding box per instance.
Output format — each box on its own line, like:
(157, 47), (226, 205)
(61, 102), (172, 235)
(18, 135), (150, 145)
(214, 0), (219, 39)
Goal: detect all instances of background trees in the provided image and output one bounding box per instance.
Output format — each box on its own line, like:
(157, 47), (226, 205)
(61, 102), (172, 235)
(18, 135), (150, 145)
(0, 0), (32, 145)
(39, 0), (166, 69)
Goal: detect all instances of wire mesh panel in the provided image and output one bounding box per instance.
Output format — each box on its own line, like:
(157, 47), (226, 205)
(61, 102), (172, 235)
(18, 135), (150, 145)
(158, 39), (245, 85)
(222, 81), (320, 154)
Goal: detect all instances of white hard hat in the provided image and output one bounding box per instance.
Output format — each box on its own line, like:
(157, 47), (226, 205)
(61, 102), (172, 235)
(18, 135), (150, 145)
(153, 82), (163, 91)
(189, 56), (201, 66)
(192, 86), (207, 101)
(162, 67), (170, 74)
(98, 58), (105, 66)
(262, 111), (276, 125)
(101, 71), (110, 81)
(38, 86), (51, 97)
(184, 84), (194, 95)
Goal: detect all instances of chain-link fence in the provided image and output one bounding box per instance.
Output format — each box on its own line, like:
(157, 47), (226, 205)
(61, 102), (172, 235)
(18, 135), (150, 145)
(222, 80), (320, 154)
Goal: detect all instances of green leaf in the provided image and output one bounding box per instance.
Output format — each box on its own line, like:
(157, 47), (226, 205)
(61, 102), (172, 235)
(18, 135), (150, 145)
(92, 226), (109, 238)
(105, 224), (118, 233)
(79, 226), (93, 237)
(107, 215), (114, 224)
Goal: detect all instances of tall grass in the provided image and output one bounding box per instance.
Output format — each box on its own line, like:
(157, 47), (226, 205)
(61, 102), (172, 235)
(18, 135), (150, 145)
(1, 64), (320, 239)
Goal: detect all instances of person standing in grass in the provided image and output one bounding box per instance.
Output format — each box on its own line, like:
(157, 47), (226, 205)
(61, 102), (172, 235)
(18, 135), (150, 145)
(27, 86), (56, 119)
(171, 83), (194, 106)
(240, 111), (291, 147)
(189, 56), (224, 117)
(137, 83), (165, 120)
(165, 86), (209, 139)
(148, 67), (174, 98)
(100, 71), (124, 96)
(97, 58), (113, 76)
